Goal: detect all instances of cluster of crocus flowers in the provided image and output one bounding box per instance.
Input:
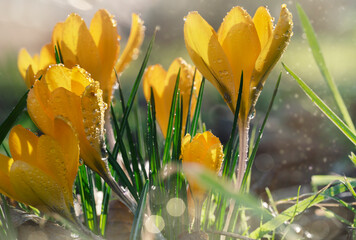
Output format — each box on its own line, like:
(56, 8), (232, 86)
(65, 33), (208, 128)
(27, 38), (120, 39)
(0, 117), (79, 222)
(181, 131), (223, 227)
(143, 57), (202, 137)
(27, 64), (136, 212)
(184, 4), (293, 190)
(18, 9), (144, 105)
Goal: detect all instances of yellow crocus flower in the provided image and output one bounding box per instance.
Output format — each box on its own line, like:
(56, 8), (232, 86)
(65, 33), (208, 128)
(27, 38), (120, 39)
(27, 64), (136, 212)
(181, 131), (223, 227)
(0, 117), (79, 222)
(18, 9), (144, 104)
(184, 4), (293, 191)
(181, 131), (223, 200)
(184, 4), (293, 119)
(143, 58), (202, 137)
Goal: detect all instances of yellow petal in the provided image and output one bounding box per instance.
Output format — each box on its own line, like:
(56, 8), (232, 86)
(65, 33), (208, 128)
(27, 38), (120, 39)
(0, 155), (17, 199)
(184, 12), (235, 111)
(250, 4), (293, 103)
(10, 160), (70, 214)
(143, 64), (167, 101)
(60, 13), (100, 79)
(27, 80), (54, 136)
(8, 125), (38, 165)
(218, 7), (261, 117)
(115, 13), (145, 75)
(253, 7), (273, 50)
(81, 81), (108, 176)
(17, 48), (33, 80)
(90, 9), (120, 104)
(25, 65), (36, 88)
(52, 117), (80, 189)
(45, 65), (72, 92)
(70, 65), (93, 95)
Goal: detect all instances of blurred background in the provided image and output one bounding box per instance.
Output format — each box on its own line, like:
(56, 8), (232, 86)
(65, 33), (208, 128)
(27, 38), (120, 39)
(1, 0), (356, 229)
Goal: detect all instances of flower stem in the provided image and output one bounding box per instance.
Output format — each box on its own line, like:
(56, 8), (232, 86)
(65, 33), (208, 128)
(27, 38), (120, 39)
(235, 118), (250, 192)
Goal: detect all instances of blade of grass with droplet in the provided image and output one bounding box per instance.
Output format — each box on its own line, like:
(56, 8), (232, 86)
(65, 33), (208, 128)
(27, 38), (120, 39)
(162, 69), (181, 165)
(283, 63), (356, 145)
(76, 165), (96, 232)
(190, 77), (205, 137)
(116, 74), (146, 188)
(0, 91), (28, 146)
(130, 181), (149, 240)
(241, 73), (282, 190)
(107, 150), (138, 201)
(296, 3), (355, 133)
(146, 100), (158, 181)
(118, 32), (155, 138)
(150, 88), (161, 173)
(249, 180), (356, 238)
(172, 91), (183, 162)
(86, 167), (99, 234)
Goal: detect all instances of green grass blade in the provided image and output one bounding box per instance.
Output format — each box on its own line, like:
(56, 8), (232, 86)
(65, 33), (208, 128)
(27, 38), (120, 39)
(119, 32), (155, 137)
(130, 181), (149, 240)
(249, 180), (356, 238)
(172, 92), (183, 162)
(222, 72), (243, 178)
(0, 91), (28, 145)
(107, 151), (139, 201)
(162, 69), (181, 165)
(296, 3), (355, 133)
(0, 195), (16, 240)
(149, 91), (161, 173)
(283, 63), (356, 145)
(184, 69), (197, 135)
(190, 78), (205, 137)
(99, 182), (111, 237)
(241, 73), (282, 190)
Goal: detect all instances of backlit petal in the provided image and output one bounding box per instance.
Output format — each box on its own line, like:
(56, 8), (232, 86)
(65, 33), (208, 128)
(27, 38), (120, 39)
(45, 65), (72, 92)
(253, 7), (273, 50)
(60, 14), (100, 79)
(90, 9), (120, 104)
(218, 7), (261, 117)
(8, 125), (38, 165)
(0, 155), (17, 199)
(143, 64), (167, 100)
(250, 4), (293, 104)
(10, 160), (68, 214)
(184, 12), (235, 110)
(17, 48), (33, 80)
(115, 13), (145, 75)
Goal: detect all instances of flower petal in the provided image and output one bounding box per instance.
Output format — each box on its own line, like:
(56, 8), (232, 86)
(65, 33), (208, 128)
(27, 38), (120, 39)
(17, 48), (33, 80)
(45, 65), (72, 92)
(59, 13), (101, 80)
(143, 64), (167, 100)
(27, 80), (54, 136)
(89, 9), (120, 104)
(218, 7), (261, 116)
(115, 13), (145, 75)
(8, 125), (38, 165)
(0, 155), (17, 199)
(184, 11), (235, 111)
(52, 117), (79, 189)
(81, 81), (108, 176)
(253, 7), (273, 50)
(10, 160), (69, 214)
(250, 4), (293, 102)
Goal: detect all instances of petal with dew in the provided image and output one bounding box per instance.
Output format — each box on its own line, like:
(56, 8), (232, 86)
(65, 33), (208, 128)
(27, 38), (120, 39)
(251, 4), (293, 95)
(52, 117), (79, 189)
(184, 12), (235, 111)
(253, 7), (273, 50)
(10, 160), (68, 213)
(218, 7), (260, 117)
